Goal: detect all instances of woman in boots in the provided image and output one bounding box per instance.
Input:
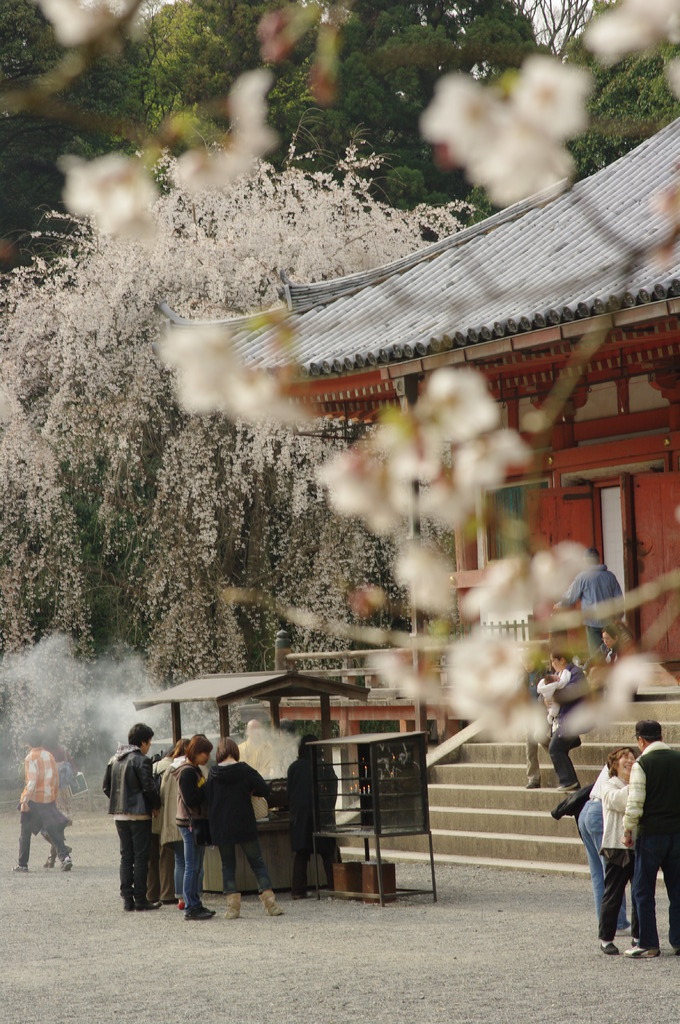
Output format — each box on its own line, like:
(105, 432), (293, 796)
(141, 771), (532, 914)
(206, 737), (283, 919)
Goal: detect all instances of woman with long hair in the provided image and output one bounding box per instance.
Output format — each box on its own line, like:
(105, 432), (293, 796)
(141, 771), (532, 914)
(159, 737), (190, 907)
(207, 737), (283, 919)
(599, 746), (639, 954)
(171, 733), (215, 922)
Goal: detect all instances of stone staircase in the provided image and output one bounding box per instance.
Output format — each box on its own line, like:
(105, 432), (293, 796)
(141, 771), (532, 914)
(340, 694), (680, 875)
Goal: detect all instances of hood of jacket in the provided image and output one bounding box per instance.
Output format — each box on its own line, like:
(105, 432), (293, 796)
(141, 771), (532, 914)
(208, 762), (252, 789)
(114, 743), (139, 761)
(169, 756), (189, 777)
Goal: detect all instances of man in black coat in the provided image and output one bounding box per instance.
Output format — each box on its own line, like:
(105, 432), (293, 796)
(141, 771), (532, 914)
(103, 722), (161, 912)
(287, 735), (338, 898)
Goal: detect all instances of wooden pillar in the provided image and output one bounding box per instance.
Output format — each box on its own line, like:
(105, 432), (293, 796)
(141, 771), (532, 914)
(397, 371), (428, 735)
(170, 702), (182, 745)
(218, 703), (230, 738)
(269, 697), (281, 729)
(320, 695), (332, 739)
(620, 472), (640, 641)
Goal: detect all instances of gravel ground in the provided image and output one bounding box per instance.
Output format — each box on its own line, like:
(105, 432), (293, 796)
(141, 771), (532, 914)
(3, 810), (679, 1024)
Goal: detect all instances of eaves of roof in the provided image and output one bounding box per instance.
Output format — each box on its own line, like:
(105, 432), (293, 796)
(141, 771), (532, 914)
(159, 117), (680, 383)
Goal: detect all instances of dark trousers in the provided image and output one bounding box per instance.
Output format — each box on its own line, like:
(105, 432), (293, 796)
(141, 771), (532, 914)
(18, 803), (70, 867)
(292, 847), (335, 895)
(633, 832), (680, 950)
(115, 819), (152, 904)
(599, 855), (638, 941)
(146, 833), (175, 902)
(219, 839), (272, 894)
(548, 733), (581, 787)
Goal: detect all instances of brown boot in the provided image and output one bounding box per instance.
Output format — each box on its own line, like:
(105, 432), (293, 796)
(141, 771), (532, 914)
(259, 889), (283, 916)
(224, 893), (241, 919)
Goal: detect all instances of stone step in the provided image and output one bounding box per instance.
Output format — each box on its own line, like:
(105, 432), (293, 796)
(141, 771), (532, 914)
(344, 827), (587, 864)
(460, 739), (680, 765)
(429, 804), (576, 838)
(429, 762), (602, 786)
(338, 845), (590, 876)
(428, 782), (576, 811)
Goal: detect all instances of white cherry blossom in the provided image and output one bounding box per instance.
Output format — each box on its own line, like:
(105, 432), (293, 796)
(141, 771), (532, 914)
(60, 153), (158, 239)
(395, 542), (454, 615)
(160, 324), (303, 425)
(512, 56), (592, 139)
(35, 0), (139, 47)
(585, 0), (680, 63)
(417, 367), (499, 443)
(446, 631), (536, 735)
(454, 429), (533, 493)
(461, 542), (587, 619)
(420, 57), (593, 206)
(175, 71), (277, 193)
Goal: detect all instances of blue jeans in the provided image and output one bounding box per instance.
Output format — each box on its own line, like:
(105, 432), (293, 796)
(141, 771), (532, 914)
(633, 832), (680, 950)
(178, 825), (205, 911)
(170, 839), (185, 898)
(578, 800), (628, 930)
(219, 839), (272, 893)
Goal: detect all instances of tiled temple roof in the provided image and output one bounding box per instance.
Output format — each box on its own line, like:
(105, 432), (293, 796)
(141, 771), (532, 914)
(160, 118), (680, 378)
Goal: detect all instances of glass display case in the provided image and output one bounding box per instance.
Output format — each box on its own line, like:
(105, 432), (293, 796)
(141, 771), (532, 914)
(309, 732), (436, 905)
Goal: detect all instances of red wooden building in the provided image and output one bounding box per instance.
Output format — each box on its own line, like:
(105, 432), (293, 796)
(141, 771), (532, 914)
(161, 118), (680, 668)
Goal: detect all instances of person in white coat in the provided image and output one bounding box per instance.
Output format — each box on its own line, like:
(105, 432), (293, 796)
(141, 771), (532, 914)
(598, 747), (639, 955)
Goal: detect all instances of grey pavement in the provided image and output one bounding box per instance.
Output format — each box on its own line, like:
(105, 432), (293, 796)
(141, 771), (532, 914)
(2, 811), (678, 1024)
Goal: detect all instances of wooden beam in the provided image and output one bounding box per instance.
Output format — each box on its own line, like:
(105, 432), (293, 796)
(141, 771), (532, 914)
(170, 702), (182, 745)
(320, 695), (332, 738)
(269, 697), (281, 729)
(218, 703), (230, 738)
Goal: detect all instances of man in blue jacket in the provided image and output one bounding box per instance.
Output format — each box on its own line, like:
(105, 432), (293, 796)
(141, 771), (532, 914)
(556, 547), (623, 653)
(103, 722), (161, 912)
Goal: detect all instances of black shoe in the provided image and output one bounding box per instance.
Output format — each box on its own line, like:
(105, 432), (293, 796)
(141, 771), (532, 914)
(134, 900), (162, 911)
(197, 903), (216, 916)
(600, 942), (619, 955)
(123, 899), (135, 911)
(161, 898), (179, 905)
(526, 780), (541, 790)
(184, 906), (214, 921)
(60, 856), (72, 872)
(12, 865), (29, 873)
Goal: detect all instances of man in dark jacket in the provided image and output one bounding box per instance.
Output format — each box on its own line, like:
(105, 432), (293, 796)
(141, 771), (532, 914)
(622, 720), (680, 958)
(103, 722), (161, 912)
(287, 735), (338, 898)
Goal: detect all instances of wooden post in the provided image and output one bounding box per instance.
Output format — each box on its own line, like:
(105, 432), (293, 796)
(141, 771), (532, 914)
(398, 372), (428, 735)
(170, 702), (182, 745)
(320, 694), (332, 738)
(218, 703), (230, 738)
(269, 697), (281, 729)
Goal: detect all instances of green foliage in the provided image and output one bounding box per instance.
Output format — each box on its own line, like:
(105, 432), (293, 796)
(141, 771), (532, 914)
(568, 35), (680, 178)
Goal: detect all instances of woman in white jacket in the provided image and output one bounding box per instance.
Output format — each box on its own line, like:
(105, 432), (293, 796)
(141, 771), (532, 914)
(598, 747), (638, 954)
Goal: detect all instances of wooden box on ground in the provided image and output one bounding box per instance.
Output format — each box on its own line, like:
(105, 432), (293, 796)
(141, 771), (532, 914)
(332, 861), (362, 893)
(361, 861), (396, 902)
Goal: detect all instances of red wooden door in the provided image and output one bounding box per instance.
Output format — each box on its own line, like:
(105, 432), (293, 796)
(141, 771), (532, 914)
(633, 473), (680, 662)
(528, 485), (596, 552)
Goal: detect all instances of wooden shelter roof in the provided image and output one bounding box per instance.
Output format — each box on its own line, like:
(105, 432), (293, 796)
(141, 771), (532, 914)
(133, 670), (368, 710)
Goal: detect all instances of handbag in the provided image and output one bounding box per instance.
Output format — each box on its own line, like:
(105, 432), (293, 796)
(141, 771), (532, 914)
(191, 818), (212, 847)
